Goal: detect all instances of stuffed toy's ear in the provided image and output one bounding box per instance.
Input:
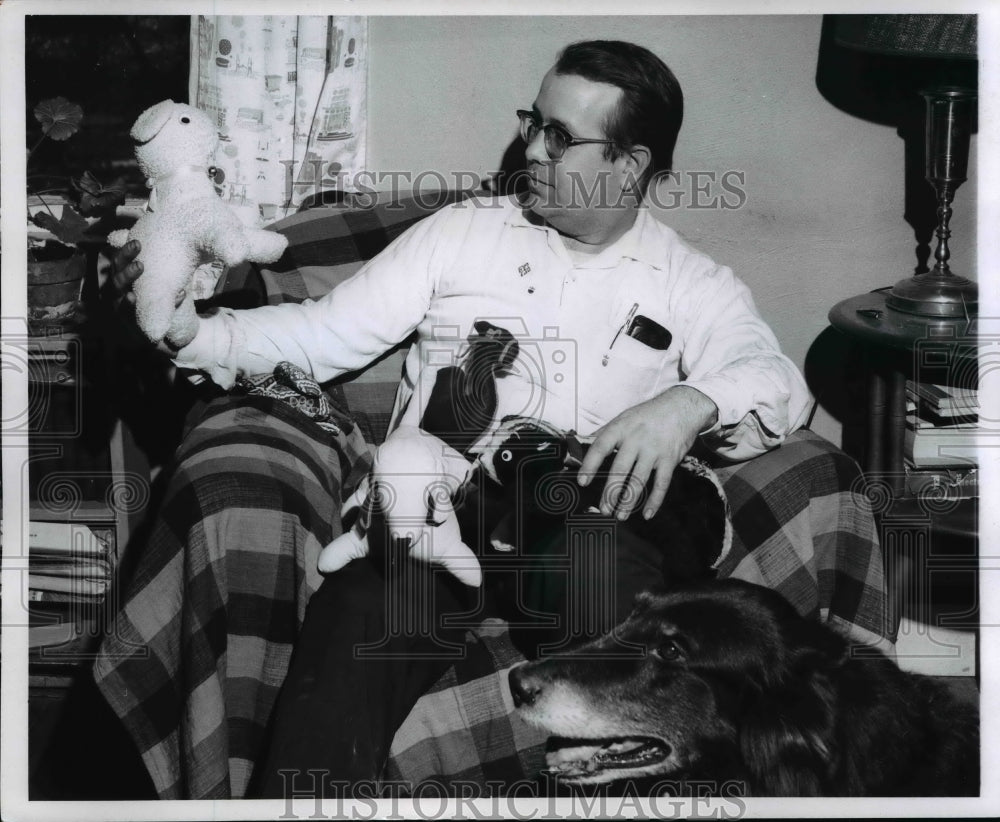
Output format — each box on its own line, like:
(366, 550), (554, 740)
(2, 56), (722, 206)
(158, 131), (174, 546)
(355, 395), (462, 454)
(130, 100), (177, 143)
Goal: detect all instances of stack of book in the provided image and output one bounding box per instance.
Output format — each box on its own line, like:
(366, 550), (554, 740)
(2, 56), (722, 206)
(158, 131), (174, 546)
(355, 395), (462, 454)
(905, 380), (981, 474)
(0, 518), (116, 652)
(27, 520), (113, 605)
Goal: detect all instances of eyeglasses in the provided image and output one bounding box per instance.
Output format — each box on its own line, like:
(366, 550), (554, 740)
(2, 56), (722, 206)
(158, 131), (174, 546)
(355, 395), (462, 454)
(516, 109), (617, 160)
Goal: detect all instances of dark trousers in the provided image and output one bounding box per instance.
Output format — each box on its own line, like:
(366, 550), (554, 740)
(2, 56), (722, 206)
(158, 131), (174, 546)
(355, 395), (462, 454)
(251, 498), (666, 797)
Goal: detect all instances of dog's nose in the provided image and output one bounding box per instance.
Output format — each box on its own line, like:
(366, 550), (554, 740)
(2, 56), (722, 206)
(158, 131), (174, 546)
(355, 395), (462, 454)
(508, 665), (542, 707)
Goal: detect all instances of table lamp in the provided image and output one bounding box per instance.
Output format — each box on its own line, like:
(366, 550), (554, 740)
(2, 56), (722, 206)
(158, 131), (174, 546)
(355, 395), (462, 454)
(833, 14), (978, 318)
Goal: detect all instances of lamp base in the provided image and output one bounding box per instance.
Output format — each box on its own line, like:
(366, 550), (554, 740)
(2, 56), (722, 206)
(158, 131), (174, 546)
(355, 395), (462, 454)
(885, 271), (978, 317)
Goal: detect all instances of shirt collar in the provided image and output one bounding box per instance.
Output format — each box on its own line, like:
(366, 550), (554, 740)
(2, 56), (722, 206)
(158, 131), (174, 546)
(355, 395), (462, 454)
(505, 198), (667, 272)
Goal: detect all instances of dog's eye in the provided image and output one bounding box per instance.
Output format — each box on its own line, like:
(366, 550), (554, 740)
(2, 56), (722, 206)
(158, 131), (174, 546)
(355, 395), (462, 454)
(180, 117), (191, 124)
(500, 449), (513, 462)
(653, 639), (684, 662)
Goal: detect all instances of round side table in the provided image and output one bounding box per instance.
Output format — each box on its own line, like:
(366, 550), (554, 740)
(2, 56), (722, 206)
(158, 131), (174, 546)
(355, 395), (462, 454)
(828, 289), (977, 496)
(830, 290), (979, 648)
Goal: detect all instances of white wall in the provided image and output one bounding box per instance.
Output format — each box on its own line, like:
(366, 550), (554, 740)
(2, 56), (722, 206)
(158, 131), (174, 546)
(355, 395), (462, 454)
(365, 15), (978, 447)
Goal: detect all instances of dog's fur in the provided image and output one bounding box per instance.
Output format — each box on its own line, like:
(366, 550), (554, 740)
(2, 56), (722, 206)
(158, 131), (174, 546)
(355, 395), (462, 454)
(476, 417), (732, 579)
(509, 579), (979, 797)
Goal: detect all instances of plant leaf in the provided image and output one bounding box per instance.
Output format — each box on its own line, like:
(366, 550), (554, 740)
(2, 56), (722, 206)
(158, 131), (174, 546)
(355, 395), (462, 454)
(34, 97), (84, 141)
(32, 207), (91, 245)
(72, 172), (127, 216)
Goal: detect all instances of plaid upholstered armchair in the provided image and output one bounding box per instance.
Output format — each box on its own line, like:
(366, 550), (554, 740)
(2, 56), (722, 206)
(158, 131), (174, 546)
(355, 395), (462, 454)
(93, 192), (893, 799)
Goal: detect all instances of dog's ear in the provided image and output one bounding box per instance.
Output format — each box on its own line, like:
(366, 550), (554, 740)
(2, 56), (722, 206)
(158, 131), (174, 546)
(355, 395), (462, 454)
(738, 672), (839, 796)
(782, 612), (851, 672)
(737, 614), (846, 796)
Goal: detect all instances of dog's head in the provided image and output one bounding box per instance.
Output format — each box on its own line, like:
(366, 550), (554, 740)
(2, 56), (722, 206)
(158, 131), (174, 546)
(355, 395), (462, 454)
(509, 579), (848, 792)
(130, 100), (218, 180)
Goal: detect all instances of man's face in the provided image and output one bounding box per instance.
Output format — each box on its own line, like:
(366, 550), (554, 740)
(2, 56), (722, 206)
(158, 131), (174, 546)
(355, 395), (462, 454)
(523, 69), (637, 241)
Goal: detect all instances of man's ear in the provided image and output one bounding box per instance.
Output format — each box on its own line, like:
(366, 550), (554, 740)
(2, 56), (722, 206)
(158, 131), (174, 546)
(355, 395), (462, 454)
(618, 144), (651, 198)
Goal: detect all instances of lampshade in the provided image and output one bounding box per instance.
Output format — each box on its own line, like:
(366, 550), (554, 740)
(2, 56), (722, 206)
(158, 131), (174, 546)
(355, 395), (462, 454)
(833, 14), (977, 60)
(832, 14), (978, 318)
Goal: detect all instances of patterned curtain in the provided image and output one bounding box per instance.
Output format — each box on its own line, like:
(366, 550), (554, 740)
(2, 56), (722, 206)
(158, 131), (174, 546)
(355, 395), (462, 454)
(189, 15), (368, 226)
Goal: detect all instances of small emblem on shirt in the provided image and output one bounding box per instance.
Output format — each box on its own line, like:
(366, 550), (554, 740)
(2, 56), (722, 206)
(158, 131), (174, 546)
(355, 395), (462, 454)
(518, 263), (531, 277)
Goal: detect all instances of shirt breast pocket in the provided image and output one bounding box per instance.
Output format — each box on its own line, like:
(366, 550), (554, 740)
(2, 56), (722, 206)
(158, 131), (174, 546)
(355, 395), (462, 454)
(590, 332), (669, 420)
(610, 331), (668, 372)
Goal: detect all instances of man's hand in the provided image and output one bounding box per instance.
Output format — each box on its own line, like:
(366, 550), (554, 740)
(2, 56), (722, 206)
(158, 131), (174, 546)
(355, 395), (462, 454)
(577, 385), (718, 521)
(106, 239), (145, 307)
(103, 239), (187, 354)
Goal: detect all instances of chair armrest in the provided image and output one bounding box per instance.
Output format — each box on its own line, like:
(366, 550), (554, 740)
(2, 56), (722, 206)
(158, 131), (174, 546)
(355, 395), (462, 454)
(713, 429), (891, 646)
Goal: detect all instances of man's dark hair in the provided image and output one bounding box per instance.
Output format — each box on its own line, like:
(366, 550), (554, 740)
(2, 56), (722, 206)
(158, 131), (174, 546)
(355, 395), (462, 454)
(554, 40), (683, 195)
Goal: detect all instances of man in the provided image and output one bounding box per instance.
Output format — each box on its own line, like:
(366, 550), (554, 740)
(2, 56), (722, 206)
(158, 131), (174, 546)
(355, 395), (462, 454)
(109, 40), (811, 790)
(120, 41), (808, 522)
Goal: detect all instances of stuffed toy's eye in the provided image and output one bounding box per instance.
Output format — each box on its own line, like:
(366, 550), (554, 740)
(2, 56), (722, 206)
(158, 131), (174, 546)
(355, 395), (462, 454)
(180, 116), (191, 124)
(500, 449), (513, 462)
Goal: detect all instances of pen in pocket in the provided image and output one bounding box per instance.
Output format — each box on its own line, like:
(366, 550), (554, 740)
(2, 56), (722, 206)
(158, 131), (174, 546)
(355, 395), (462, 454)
(602, 302), (639, 366)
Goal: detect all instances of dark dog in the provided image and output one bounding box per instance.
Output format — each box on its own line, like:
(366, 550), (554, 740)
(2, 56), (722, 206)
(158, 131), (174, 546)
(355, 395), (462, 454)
(476, 416), (732, 581)
(509, 579), (979, 796)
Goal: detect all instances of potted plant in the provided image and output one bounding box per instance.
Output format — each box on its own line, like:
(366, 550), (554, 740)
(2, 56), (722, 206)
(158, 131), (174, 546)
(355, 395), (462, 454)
(27, 97), (127, 327)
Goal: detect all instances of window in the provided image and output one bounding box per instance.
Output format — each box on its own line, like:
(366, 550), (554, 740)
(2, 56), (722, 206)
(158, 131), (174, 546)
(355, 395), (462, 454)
(26, 15), (190, 196)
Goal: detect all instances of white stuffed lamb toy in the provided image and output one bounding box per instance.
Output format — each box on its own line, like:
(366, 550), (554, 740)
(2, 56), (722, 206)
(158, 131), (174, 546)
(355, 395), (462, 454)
(108, 100), (287, 347)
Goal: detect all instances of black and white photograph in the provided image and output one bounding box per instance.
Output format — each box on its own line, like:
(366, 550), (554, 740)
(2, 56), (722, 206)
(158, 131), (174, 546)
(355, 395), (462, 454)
(1, 2), (996, 818)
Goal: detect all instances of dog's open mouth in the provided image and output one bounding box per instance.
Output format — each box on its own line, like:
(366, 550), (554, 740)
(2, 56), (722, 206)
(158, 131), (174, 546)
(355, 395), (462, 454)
(546, 736), (670, 779)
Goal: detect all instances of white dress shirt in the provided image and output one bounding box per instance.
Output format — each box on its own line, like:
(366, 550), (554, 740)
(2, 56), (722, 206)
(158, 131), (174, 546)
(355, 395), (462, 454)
(175, 194), (813, 460)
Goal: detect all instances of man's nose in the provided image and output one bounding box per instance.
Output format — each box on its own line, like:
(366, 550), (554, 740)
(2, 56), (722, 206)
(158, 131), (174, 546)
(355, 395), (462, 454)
(523, 128), (550, 165)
